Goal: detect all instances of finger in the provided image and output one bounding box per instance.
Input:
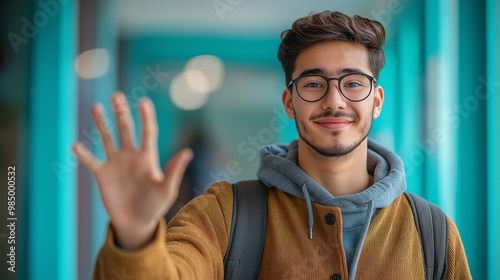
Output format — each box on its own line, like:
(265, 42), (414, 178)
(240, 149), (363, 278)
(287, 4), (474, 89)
(139, 98), (159, 152)
(162, 148), (194, 200)
(72, 142), (102, 172)
(91, 103), (116, 158)
(112, 92), (136, 150)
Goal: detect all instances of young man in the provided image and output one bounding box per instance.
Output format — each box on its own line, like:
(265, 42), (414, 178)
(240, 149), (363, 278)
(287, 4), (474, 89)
(74, 11), (471, 279)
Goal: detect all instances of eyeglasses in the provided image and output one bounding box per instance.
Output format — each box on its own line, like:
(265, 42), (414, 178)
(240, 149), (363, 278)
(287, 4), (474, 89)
(288, 73), (377, 102)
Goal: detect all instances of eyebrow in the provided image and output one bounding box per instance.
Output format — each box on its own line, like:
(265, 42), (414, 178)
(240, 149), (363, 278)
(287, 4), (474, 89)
(297, 67), (369, 77)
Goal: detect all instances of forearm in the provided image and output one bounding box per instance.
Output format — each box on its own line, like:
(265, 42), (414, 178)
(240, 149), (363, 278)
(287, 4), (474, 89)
(93, 219), (177, 280)
(92, 181), (233, 280)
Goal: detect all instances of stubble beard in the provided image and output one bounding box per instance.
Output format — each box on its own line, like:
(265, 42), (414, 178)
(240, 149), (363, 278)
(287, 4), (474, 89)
(294, 106), (374, 158)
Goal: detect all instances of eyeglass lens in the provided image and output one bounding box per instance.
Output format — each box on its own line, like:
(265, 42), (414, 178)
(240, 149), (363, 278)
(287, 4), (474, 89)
(296, 74), (372, 102)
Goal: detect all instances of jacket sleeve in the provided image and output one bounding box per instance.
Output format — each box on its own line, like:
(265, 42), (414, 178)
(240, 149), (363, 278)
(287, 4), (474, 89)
(92, 181), (234, 280)
(445, 216), (472, 280)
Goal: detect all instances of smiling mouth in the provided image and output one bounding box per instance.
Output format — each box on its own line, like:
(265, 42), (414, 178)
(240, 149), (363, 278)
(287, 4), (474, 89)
(314, 119), (353, 130)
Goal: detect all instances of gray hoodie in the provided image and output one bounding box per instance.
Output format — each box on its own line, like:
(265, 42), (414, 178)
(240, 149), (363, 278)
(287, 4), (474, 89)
(256, 138), (407, 280)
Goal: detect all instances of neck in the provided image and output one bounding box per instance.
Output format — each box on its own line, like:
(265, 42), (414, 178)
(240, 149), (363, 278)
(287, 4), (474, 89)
(297, 138), (373, 197)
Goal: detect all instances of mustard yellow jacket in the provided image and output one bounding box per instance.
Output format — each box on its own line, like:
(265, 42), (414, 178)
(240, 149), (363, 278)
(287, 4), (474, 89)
(93, 181), (471, 279)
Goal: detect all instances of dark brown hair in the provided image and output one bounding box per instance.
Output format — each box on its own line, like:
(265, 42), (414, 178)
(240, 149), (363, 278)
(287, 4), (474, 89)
(278, 11), (386, 86)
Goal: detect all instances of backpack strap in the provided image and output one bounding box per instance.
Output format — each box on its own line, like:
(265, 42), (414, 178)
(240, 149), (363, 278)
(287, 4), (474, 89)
(404, 192), (449, 280)
(223, 180), (268, 280)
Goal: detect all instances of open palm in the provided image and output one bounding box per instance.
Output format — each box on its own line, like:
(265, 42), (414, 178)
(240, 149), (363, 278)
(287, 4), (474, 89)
(73, 92), (193, 250)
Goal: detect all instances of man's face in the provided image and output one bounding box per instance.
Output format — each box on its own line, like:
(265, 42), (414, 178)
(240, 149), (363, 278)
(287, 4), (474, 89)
(282, 41), (384, 158)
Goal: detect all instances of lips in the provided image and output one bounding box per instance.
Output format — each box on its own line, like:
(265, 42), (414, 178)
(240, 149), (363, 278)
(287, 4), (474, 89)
(314, 118), (353, 130)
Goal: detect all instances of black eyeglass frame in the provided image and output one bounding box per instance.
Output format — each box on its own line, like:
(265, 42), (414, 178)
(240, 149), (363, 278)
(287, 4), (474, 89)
(287, 73), (378, 103)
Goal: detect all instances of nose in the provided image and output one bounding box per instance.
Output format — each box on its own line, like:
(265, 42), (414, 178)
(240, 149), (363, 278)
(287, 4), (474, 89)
(321, 81), (347, 110)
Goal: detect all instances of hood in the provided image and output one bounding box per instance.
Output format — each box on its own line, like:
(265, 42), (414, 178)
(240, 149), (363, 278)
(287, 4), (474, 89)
(257, 138), (406, 209)
(256, 138), (407, 279)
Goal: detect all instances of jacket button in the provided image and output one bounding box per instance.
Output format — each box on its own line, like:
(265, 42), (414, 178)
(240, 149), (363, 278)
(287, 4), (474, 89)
(325, 213), (336, 225)
(330, 273), (341, 280)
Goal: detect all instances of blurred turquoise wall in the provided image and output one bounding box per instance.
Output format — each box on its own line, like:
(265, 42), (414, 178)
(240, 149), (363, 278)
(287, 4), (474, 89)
(24, 1), (79, 279)
(486, 0), (500, 278)
(8, 0), (499, 279)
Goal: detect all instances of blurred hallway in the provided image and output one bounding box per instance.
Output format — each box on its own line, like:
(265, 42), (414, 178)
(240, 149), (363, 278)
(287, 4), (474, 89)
(0, 0), (498, 279)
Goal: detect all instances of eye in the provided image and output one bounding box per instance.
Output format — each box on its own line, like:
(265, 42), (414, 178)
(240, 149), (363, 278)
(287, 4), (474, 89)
(345, 82), (362, 88)
(341, 74), (371, 89)
(304, 82), (323, 88)
(298, 76), (327, 89)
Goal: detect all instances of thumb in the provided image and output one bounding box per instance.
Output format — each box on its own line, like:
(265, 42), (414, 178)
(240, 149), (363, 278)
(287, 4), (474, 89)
(162, 148), (194, 200)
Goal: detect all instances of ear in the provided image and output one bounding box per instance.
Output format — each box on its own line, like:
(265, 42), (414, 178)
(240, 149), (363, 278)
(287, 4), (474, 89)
(282, 88), (295, 119)
(372, 85), (384, 119)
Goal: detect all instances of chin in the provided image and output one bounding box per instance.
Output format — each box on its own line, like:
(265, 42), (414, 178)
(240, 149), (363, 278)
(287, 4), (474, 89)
(294, 111), (372, 158)
(300, 135), (356, 158)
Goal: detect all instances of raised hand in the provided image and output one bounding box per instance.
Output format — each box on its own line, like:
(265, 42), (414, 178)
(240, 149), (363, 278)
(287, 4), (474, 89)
(73, 92), (193, 250)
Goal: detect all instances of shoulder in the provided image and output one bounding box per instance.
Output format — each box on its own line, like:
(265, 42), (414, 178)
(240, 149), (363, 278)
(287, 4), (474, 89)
(202, 180), (234, 201)
(446, 216), (460, 241)
(178, 180), (234, 217)
(166, 181), (234, 234)
(445, 216), (472, 279)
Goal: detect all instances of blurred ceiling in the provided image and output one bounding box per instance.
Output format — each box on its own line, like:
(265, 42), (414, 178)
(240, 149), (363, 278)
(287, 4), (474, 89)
(118, 0), (391, 36)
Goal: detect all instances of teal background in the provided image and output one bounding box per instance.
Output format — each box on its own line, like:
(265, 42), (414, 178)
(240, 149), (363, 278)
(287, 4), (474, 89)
(0, 0), (498, 279)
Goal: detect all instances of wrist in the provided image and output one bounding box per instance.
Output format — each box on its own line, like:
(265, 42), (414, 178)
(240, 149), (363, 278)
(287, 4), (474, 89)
(112, 220), (159, 250)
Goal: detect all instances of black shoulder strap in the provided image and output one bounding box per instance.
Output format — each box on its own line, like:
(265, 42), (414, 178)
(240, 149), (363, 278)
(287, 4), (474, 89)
(404, 192), (449, 280)
(223, 180), (268, 280)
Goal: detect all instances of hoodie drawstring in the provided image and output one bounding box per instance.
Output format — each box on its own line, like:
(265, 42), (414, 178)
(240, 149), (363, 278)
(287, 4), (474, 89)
(301, 184), (314, 240)
(348, 200), (374, 280)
